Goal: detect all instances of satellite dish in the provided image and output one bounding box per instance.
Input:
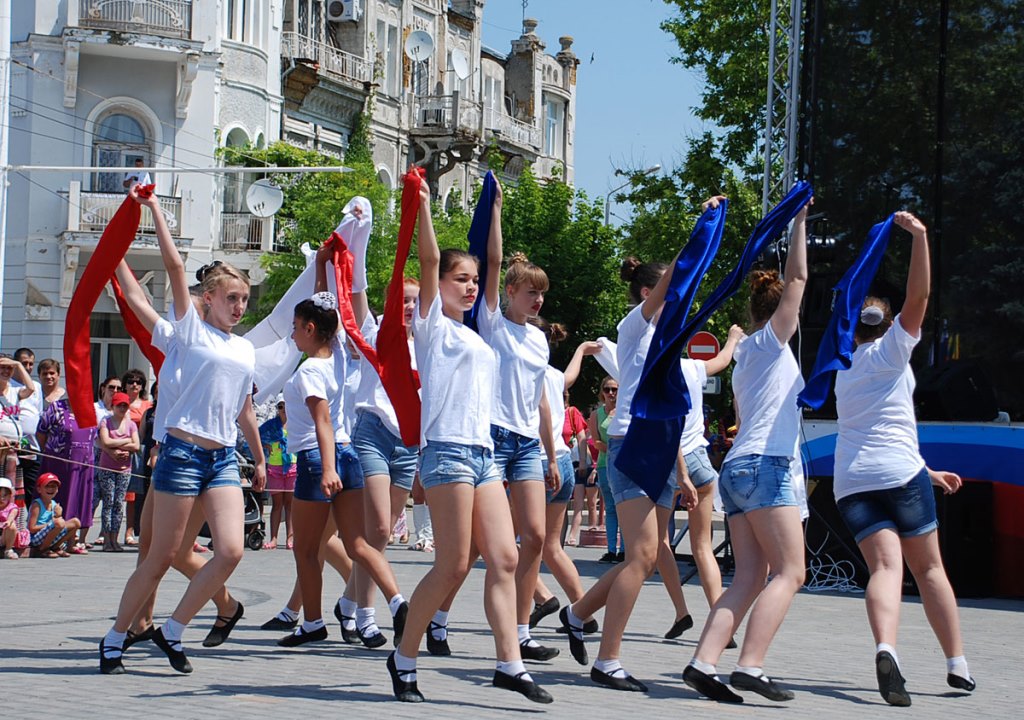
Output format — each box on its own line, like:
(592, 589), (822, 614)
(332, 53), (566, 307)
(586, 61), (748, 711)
(245, 178), (284, 218)
(451, 48), (470, 80)
(404, 30), (434, 62)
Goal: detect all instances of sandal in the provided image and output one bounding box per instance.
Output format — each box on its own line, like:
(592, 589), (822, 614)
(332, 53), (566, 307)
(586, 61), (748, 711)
(56, 549), (71, 558)
(262, 542), (276, 550)
(566, 537), (578, 546)
(71, 545), (89, 555)
(124, 536), (138, 546)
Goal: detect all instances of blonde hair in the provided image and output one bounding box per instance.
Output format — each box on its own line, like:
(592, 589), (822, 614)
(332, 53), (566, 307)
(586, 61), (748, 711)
(505, 252), (549, 293)
(200, 261), (249, 295)
(855, 296), (894, 343)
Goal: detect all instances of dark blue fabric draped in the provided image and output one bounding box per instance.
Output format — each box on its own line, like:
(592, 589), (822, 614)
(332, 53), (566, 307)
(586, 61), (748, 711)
(464, 170), (498, 331)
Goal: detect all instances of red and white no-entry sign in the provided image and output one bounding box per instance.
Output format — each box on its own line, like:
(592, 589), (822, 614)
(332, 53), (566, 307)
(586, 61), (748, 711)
(687, 331), (721, 361)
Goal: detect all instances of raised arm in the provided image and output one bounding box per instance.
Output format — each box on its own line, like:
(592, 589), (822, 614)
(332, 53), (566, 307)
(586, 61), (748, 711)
(131, 185), (190, 321)
(2, 358), (36, 400)
(893, 211), (930, 337)
(484, 180), (504, 312)
(416, 175), (440, 318)
(113, 259), (160, 333)
(703, 324), (744, 377)
(770, 201), (811, 343)
(314, 242), (331, 295)
(563, 340), (601, 389)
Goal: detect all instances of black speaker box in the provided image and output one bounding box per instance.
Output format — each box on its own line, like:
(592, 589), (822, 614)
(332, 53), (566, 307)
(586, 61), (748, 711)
(914, 361), (999, 422)
(804, 477), (871, 588)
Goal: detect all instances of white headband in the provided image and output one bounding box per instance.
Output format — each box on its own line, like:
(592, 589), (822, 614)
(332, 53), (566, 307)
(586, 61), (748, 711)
(860, 305), (885, 326)
(311, 292), (338, 311)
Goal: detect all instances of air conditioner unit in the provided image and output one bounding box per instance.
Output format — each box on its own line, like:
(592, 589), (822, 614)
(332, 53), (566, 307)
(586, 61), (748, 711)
(327, 0), (361, 23)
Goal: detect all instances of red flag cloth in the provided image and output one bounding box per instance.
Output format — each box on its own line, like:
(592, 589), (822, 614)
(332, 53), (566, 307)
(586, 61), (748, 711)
(330, 232), (381, 369)
(376, 167), (424, 446)
(63, 185), (154, 428)
(111, 275), (165, 377)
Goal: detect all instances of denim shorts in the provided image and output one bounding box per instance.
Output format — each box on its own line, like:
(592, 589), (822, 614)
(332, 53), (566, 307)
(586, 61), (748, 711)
(837, 466), (937, 544)
(719, 454), (796, 517)
(295, 443), (365, 502)
(606, 436), (676, 510)
(684, 446), (719, 489)
(152, 434), (241, 497)
(351, 411), (418, 491)
(544, 455), (575, 504)
(491, 425), (544, 482)
(419, 441), (501, 490)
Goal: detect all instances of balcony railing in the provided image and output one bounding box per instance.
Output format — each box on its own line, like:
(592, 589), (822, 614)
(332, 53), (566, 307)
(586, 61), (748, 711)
(483, 107), (541, 149)
(220, 213), (268, 251)
(77, 0), (193, 39)
(282, 32), (373, 85)
(413, 94), (482, 135)
(65, 183), (182, 236)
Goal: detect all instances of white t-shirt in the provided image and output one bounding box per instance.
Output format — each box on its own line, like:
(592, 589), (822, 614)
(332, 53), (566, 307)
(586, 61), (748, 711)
(413, 293), (496, 449)
(833, 314), (926, 500)
(341, 346), (359, 440)
(150, 315), (181, 440)
(10, 381), (41, 450)
(157, 303), (255, 447)
(679, 359), (709, 455)
(478, 301), (549, 439)
(608, 304), (656, 437)
(123, 170), (152, 186)
(543, 366), (571, 459)
(284, 338), (347, 453)
(0, 386), (22, 442)
(727, 321), (804, 462)
(353, 313), (417, 441)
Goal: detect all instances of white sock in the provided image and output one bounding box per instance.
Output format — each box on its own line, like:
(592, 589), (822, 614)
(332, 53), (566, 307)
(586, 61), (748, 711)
(517, 623), (539, 647)
(565, 604), (584, 640)
(947, 655), (971, 680)
(162, 618), (186, 651)
(690, 658), (719, 679)
(278, 606), (299, 622)
(734, 664), (765, 679)
(356, 607), (379, 635)
(339, 596), (357, 617)
(594, 658), (627, 679)
(395, 650), (417, 683)
(877, 642), (900, 668)
(497, 659), (532, 681)
(388, 594), (406, 616)
(301, 618), (325, 633)
(431, 610), (448, 640)
(103, 628), (127, 658)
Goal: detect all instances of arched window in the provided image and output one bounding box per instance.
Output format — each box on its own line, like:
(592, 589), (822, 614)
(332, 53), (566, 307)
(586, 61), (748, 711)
(93, 112), (151, 192)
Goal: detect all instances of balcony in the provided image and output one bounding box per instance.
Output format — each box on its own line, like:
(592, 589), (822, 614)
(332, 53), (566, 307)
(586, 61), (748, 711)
(64, 182), (182, 237)
(75, 0), (193, 39)
(220, 212), (272, 252)
(412, 94), (482, 136)
(282, 32), (373, 86)
(483, 107), (541, 149)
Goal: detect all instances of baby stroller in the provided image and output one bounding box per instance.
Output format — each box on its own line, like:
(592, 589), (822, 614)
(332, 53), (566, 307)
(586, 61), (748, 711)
(198, 450), (267, 551)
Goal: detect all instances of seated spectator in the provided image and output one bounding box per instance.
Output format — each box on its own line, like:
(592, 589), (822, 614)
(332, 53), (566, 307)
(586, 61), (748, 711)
(28, 473), (80, 558)
(1, 476), (29, 559)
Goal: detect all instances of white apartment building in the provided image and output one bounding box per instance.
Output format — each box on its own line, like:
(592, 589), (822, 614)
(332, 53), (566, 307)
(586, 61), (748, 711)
(1, 0), (578, 386)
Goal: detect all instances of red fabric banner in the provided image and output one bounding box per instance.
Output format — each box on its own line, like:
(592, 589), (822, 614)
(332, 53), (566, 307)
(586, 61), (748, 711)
(110, 274), (165, 377)
(329, 232), (381, 369)
(64, 186), (154, 428)
(376, 167), (424, 446)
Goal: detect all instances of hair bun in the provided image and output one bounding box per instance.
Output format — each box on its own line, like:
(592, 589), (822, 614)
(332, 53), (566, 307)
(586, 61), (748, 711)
(620, 256), (641, 282)
(749, 269), (780, 292)
(507, 251), (530, 267)
(549, 323), (569, 345)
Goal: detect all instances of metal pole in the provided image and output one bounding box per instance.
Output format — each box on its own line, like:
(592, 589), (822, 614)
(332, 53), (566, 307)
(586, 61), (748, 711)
(932, 0), (949, 365)
(0, 0), (11, 341)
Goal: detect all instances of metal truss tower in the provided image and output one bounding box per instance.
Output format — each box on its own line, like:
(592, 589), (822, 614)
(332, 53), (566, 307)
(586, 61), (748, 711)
(761, 0), (804, 215)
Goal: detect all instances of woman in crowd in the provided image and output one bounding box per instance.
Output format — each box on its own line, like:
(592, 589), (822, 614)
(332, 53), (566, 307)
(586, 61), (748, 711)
(100, 185), (265, 675)
(832, 212), (974, 706)
(120, 368), (152, 547)
(388, 176), (552, 705)
(588, 378), (620, 562)
(565, 390), (596, 547)
(683, 200), (811, 704)
(36, 360), (95, 554)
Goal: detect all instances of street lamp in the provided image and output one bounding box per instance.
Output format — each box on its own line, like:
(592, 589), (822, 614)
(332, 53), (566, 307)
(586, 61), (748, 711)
(604, 164), (661, 226)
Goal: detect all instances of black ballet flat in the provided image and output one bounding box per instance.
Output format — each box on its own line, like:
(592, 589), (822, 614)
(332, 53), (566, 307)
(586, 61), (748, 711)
(947, 673), (976, 692)
(387, 651), (424, 703)
(393, 601), (409, 647)
(876, 651), (911, 707)
(358, 626), (387, 649)
(260, 615), (298, 631)
(493, 670), (554, 703)
(333, 602), (361, 644)
(203, 600), (244, 647)
(558, 607), (588, 666)
(278, 625), (328, 647)
(529, 596), (560, 628)
(591, 666), (648, 692)
(664, 614), (694, 640)
(427, 621), (451, 656)
(123, 624), (155, 650)
(730, 670), (795, 701)
(682, 665), (743, 703)
(153, 627), (193, 674)
(99, 640), (125, 675)
(519, 640), (560, 661)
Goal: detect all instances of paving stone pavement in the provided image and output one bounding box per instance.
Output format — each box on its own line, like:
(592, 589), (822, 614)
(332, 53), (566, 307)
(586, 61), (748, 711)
(2, 536), (1020, 718)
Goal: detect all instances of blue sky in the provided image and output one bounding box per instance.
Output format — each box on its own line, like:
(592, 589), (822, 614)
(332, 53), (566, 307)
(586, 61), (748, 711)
(479, 0), (707, 222)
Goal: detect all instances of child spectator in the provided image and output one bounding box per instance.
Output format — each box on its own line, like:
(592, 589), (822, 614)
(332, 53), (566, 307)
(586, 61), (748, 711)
(97, 392), (140, 553)
(259, 399), (295, 549)
(29, 472), (80, 558)
(1, 477), (29, 559)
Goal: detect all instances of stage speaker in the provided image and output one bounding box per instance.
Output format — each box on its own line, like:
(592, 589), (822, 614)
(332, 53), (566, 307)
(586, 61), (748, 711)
(914, 361), (998, 421)
(804, 477), (870, 589)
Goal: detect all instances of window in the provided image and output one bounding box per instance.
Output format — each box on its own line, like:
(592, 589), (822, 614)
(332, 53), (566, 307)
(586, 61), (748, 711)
(412, 58), (432, 96)
(544, 97), (565, 157)
(297, 0), (325, 42)
(484, 75), (503, 116)
(93, 113), (150, 193)
(376, 20), (400, 97)
(90, 314), (132, 392)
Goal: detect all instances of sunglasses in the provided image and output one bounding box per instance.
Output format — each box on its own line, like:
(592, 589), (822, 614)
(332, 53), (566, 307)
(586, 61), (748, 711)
(602, 386), (618, 393)
(106, 385), (122, 391)
(125, 379), (143, 386)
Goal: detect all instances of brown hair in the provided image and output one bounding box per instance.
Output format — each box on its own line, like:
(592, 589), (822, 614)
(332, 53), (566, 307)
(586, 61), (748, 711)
(200, 261), (249, 296)
(439, 249), (478, 276)
(122, 368), (148, 399)
(38, 358), (61, 375)
(621, 256), (667, 305)
(748, 269), (784, 325)
(599, 375), (618, 395)
(293, 298), (340, 344)
(505, 252), (550, 293)
(854, 296), (894, 344)
(529, 317), (569, 346)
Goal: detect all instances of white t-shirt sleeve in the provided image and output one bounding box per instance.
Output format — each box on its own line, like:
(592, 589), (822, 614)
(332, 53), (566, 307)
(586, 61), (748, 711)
(295, 363), (329, 403)
(877, 313), (919, 369)
(476, 298), (502, 341)
(616, 304), (651, 349)
(151, 317), (175, 353)
(755, 320), (787, 353)
(414, 292), (443, 339)
(169, 301), (204, 347)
